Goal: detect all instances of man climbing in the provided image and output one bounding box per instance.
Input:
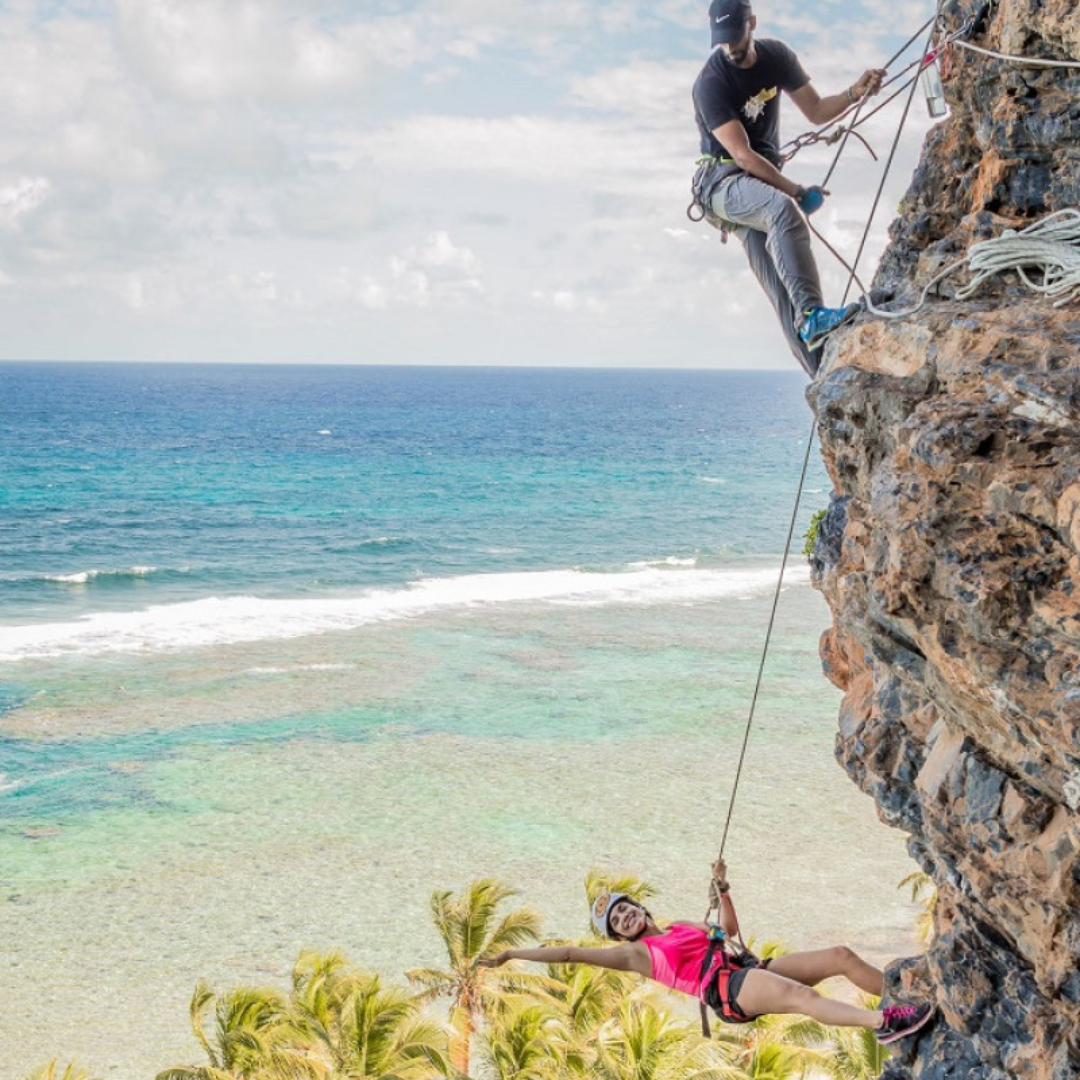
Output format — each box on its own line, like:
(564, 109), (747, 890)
(693, 0), (886, 375)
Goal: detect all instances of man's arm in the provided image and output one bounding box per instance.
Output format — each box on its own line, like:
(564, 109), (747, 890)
(788, 68), (886, 126)
(713, 119), (802, 198)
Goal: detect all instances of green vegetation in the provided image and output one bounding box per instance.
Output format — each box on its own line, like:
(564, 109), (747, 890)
(26, 875), (909, 1080)
(26, 1064), (103, 1080)
(803, 509), (828, 559)
(899, 871), (938, 947)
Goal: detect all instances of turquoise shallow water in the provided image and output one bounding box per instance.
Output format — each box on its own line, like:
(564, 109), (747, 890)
(0, 365), (918, 1078)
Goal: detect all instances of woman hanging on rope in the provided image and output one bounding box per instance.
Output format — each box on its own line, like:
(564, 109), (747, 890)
(479, 860), (934, 1045)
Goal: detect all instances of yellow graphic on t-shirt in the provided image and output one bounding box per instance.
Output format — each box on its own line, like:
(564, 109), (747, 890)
(742, 86), (777, 122)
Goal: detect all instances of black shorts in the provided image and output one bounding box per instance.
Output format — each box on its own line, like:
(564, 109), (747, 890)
(724, 957), (772, 1022)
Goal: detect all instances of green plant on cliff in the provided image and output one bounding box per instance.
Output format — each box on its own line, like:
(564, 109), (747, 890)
(802, 509), (827, 559)
(405, 878), (546, 1077)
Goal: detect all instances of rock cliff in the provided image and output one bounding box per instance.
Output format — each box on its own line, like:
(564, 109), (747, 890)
(807, 0), (1080, 1077)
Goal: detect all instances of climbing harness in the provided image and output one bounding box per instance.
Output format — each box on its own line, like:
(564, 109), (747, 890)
(687, 156), (717, 222)
(698, 874), (765, 1036)
(687, 155), (736, 242)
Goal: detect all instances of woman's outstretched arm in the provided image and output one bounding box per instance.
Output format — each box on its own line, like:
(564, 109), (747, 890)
(479, 943), (650, 977)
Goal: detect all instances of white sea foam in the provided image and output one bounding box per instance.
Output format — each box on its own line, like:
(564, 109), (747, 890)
(44, 566), (159, 585)
(245, 664), (355, 675)
(0, 564), (809, 661)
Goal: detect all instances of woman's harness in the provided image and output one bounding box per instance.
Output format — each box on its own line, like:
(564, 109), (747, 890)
(697, 925), (763, 1036)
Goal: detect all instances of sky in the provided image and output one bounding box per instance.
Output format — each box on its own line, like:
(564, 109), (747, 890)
(0, 0), (943, 367)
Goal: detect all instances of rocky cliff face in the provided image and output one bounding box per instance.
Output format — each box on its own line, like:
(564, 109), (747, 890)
(807, 1), (1080, 1077)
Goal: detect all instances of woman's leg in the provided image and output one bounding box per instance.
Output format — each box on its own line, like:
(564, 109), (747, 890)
(733, 968), (884, 1029)
(765, 946), (885, 997)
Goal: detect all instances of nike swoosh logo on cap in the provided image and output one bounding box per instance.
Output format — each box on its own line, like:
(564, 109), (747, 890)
(715, 12), (731, 20)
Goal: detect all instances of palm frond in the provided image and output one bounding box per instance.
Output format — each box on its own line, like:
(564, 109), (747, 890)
(404, 966), (455, 1002)
(483, 907), (544, 954)
(584, 868), (659, 906)
(26, 1063), (102, 1080)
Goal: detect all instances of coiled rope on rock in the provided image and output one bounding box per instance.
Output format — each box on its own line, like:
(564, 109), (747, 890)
(811, 208), (1080, 318)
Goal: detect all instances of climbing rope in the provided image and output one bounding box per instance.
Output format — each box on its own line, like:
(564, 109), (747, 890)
(839, 7), (942, 308)
(781, 16), (973, 169)
(714, 414), (818, 864)
(712, 2), (944, 868)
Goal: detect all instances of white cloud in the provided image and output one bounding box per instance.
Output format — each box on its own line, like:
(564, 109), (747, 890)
(0, 177), (51, 227)
(113, 0), (416, 105)
(410, 231), (478, 273)
(0, 0), (938, 366)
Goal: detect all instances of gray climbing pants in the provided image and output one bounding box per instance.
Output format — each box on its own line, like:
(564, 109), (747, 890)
(710, 172), (823, 377)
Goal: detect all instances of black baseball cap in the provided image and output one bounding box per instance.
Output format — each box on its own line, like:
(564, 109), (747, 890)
(709, 0), (751, 46)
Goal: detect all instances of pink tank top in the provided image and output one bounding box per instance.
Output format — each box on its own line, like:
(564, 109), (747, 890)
(643, 923), (710, 997)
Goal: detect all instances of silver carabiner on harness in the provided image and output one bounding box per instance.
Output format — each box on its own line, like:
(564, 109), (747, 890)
(687, 156), (718, 223)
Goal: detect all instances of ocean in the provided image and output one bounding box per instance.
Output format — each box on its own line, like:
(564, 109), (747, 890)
(0, 363), (918, 1078)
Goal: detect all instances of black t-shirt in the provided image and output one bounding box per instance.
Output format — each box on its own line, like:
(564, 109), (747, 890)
(693, 39), (810, 164)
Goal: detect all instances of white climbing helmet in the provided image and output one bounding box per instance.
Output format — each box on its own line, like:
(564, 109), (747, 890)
(591, 891), (632, 938)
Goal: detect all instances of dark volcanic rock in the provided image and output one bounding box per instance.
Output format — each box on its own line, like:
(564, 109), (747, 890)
(807, 0), (1080, 1077)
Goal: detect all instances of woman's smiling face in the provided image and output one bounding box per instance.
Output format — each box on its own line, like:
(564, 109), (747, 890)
(608, 899), (646, 939)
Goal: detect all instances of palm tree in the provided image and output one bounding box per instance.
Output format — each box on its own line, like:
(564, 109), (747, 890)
(710, 1012), (838, 1080)
(26, 1063), (102, 1080)
(546, 960), (634, 1038)
(289, 950), (362, 1076)
(290, 950), (450, 1080)
(405, 878), (545, 1076)
(480, 1001), (569, 1080)
(812, 993), (885, 1080)
(899, 871), (937, 946)
(156, 980), (313, 1080)
(823, 1018), (890, 1080)
(592, 994), (735, 1080)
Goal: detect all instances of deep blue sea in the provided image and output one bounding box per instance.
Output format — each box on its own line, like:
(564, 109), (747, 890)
(2, 363), (822, 619)
(0, 363), (916, 1078)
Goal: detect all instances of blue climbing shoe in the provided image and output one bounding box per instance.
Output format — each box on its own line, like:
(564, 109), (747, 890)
(798, 302), (862, 351)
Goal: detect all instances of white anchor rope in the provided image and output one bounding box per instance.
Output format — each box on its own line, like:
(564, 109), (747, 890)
(953, 40), (1080, 69)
